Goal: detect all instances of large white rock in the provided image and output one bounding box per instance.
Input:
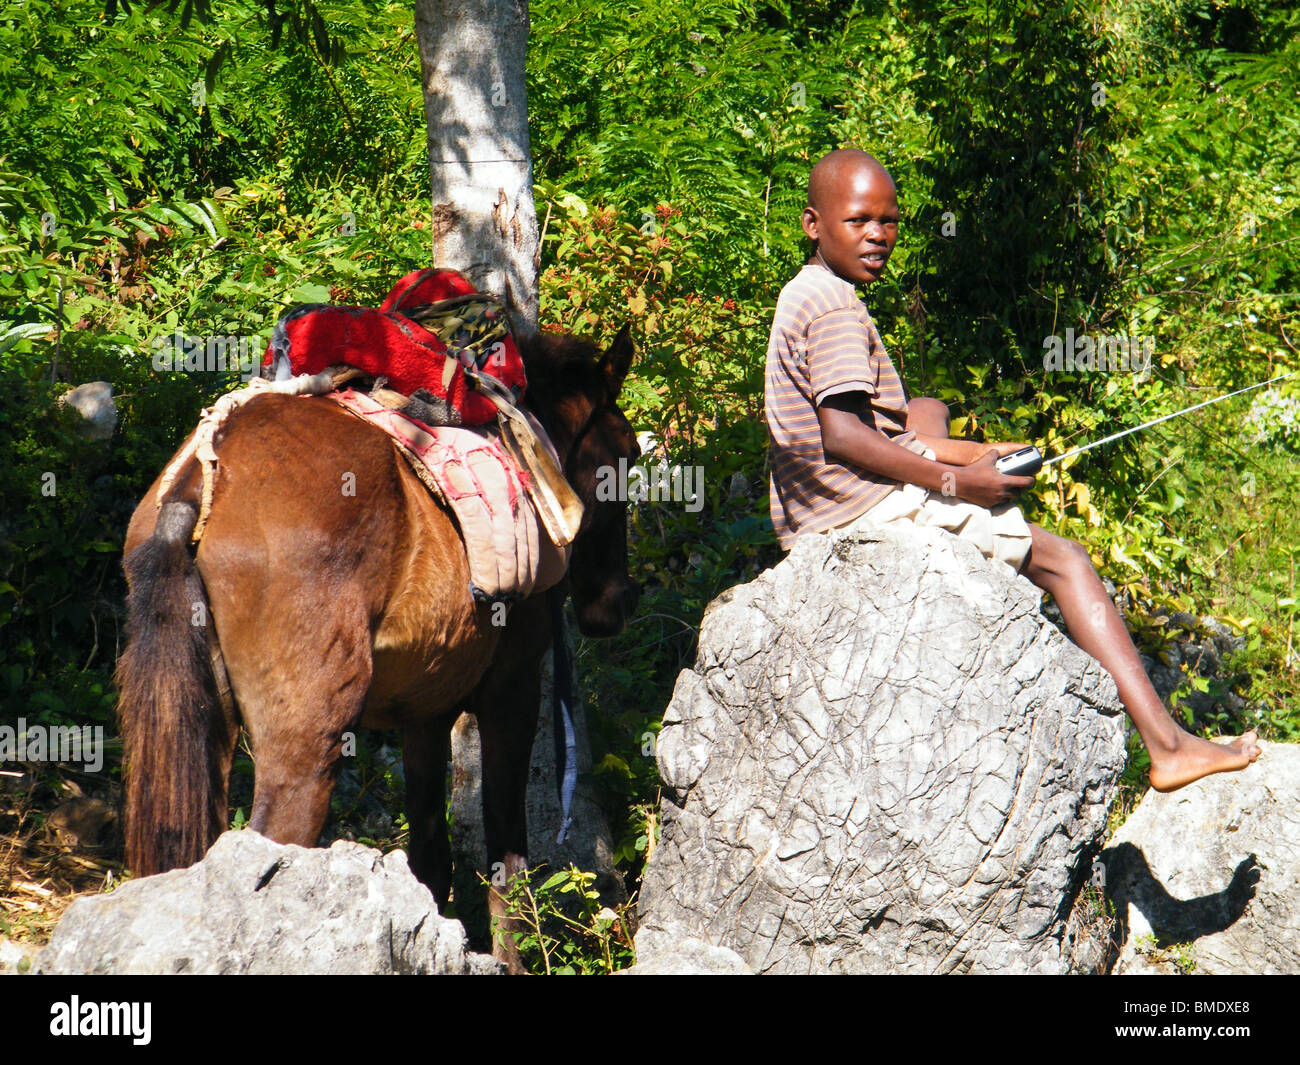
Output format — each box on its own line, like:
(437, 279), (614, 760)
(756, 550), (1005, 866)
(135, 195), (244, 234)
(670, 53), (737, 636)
(635, 519), (1128, 974)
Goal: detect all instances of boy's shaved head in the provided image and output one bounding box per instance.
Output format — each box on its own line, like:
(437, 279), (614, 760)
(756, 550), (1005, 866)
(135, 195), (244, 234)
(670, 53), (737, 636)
(807, 149), (895, 211)
(803, 148), (899, 285)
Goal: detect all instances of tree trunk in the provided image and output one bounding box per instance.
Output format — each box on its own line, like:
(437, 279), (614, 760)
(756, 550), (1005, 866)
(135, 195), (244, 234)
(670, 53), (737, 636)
(413, 0), (621, 935)
(414, 0), (539, 334)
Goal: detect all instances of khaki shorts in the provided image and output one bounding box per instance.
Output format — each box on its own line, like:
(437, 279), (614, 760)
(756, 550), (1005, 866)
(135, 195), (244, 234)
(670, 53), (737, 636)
(837, 448), (1034, 573)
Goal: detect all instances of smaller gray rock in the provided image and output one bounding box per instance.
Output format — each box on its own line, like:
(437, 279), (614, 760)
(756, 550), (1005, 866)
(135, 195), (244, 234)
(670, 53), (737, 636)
(58, 381), (117, 441)
(1103, 743), (1300, 975)
(618, 938), (753, 975)
(36, 830), (502, 975)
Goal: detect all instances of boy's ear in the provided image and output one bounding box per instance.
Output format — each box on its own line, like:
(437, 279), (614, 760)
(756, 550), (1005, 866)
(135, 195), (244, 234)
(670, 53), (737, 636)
(801, 206), (820, 243)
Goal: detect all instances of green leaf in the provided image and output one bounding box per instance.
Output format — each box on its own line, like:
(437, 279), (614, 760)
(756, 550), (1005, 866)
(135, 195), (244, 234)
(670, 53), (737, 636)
(0, 322), (51, 355)
(539, 871), (570, 892)
(291, 282), (331, 303)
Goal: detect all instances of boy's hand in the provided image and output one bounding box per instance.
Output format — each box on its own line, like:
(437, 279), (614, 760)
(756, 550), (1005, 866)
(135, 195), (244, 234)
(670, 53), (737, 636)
(954, 450), (1034, 507)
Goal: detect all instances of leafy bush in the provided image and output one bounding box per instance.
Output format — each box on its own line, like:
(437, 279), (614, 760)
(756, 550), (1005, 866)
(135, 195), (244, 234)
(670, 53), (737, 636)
(495, 865), (636, 975)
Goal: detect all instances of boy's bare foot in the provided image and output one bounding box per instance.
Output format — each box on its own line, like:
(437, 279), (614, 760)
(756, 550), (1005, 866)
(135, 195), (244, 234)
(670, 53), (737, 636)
(1147, 730), (1262, 793)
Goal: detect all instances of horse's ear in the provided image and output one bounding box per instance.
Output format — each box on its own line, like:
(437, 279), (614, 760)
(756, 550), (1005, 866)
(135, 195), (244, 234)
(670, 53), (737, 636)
(599, 323), (634, 396)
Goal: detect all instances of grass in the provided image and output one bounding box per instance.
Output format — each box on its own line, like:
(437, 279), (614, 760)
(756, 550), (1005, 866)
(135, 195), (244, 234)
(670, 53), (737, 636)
(1134, 933), (1198, 974)
(0, 764), (123, 957)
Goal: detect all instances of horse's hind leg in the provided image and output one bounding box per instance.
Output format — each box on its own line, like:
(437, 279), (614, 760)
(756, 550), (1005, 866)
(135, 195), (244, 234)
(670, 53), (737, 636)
(244, 697), (369, 846)
(226, 617), (373, 847)
(403, 712), (455, 907)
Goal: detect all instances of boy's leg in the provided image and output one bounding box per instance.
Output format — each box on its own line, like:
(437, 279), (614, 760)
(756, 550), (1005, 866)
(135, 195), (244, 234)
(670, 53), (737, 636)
(1020, 523), (1261, 792)
(906, 397), (949, 437)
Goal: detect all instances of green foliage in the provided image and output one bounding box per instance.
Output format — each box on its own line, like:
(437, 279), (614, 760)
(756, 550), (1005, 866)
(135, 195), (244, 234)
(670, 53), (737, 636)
(494, 865), (636, 975)
(538, 189), (769, 455)
(0, 1), (424, 220)
(529, 0), (844, 298)
(859, 0), (1124, 372)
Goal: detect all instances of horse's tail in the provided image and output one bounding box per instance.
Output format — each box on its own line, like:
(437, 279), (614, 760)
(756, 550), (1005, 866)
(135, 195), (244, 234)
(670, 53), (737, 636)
(116, 498), (230, 877)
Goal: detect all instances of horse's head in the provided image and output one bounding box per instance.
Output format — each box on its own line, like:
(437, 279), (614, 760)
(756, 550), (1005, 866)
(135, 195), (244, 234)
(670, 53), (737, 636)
(520, 325), (640, 637)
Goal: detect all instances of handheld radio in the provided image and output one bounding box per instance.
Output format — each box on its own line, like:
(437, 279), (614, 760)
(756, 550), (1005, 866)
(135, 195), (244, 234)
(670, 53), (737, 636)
(995, 446), (1044, 477)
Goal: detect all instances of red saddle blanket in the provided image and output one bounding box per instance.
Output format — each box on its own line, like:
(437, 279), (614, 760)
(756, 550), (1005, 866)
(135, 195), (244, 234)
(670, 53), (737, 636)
(261, 269), (527, 427)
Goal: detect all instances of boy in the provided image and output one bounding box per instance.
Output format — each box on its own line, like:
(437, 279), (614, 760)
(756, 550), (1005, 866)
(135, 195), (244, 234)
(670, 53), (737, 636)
(765, 148), (1260, 792)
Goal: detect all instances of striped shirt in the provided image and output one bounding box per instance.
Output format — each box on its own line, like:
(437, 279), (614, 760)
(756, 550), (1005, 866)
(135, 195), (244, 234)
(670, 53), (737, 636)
(765, 261), (928, 549)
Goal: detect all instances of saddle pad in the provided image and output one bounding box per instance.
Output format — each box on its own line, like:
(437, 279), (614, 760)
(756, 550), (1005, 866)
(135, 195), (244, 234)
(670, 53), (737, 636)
(328, 388), (570, 603)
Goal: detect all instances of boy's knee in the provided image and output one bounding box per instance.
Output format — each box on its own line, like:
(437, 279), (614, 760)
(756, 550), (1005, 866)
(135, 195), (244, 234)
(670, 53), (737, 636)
(908, 396), (949, 435)
(1027, 527), (1095, 580)
(1061, 537), (1095, 575)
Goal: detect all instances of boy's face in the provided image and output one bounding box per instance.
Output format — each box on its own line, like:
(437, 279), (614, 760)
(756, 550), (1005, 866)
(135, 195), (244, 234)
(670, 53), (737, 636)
(802, 164), (899, 286)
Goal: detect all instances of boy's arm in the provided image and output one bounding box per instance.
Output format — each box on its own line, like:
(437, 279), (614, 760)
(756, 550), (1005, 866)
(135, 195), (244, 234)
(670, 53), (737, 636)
(817, 394), (1033, 509)
(911, 434), (1026, 466)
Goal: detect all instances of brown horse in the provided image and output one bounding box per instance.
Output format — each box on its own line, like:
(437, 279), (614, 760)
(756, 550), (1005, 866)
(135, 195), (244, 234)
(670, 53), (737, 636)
(115, 327), (639, 971)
